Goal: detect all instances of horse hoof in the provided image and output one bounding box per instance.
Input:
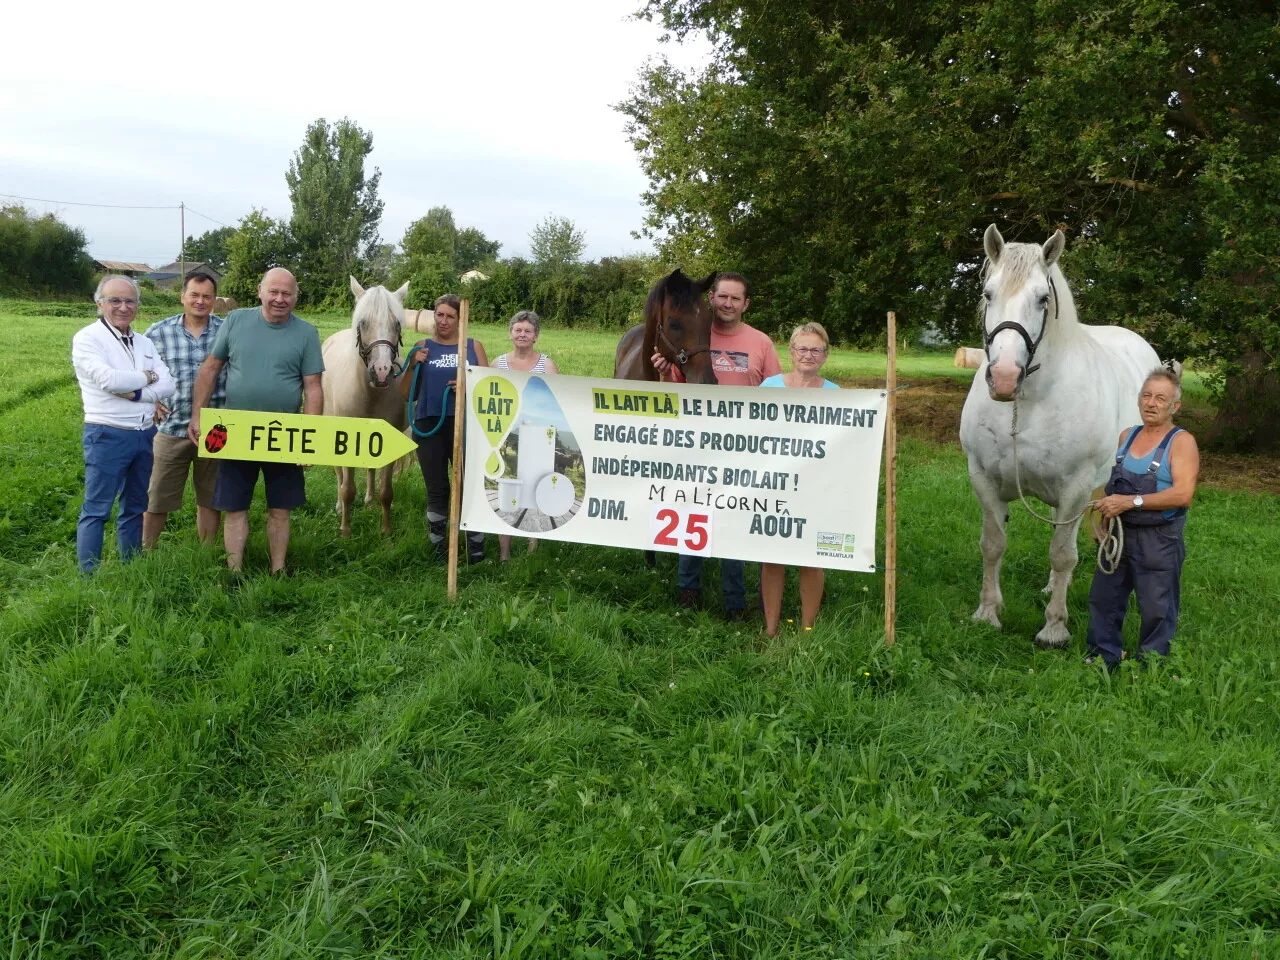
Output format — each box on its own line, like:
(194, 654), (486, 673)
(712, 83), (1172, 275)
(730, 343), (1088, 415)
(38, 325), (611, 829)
(972, 606), (1002, 629)
(1035, 623), (1071, 649)
(339, 528), (352, 539)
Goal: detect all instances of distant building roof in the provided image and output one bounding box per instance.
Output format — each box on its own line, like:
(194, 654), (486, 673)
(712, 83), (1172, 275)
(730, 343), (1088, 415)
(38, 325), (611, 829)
(152, 260), (222, 279)
(93, 260), (152, 273)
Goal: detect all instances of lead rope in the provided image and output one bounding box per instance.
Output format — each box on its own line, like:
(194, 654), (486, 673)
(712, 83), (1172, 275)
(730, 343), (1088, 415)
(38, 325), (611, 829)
(398, 344), (454, 439)
(1011, 399), (1123, 574)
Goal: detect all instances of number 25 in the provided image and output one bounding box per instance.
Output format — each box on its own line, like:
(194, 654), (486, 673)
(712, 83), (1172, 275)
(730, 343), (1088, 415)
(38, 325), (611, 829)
(654, 509), (709, 551)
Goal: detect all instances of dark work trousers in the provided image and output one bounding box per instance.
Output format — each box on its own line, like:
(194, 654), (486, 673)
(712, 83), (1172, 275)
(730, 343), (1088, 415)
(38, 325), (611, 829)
(1086, 518), (1186, 665)
(414, 416), (485, 562)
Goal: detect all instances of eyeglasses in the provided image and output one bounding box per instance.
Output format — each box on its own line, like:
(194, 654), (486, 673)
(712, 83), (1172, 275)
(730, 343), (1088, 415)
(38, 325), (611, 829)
(100, 297), (139, 307)
(791, 346), (827, 356)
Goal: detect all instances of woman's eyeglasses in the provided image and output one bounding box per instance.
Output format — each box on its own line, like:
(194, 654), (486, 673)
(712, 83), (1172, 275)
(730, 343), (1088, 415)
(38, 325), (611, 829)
(791, 346), (827, 356)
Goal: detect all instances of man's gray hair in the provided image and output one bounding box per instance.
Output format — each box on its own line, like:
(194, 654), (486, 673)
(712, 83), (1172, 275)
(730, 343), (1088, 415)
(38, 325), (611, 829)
(1143, 366), (1182, 403)
(94, 274), (141, 303)
(508, 309), (541, 335)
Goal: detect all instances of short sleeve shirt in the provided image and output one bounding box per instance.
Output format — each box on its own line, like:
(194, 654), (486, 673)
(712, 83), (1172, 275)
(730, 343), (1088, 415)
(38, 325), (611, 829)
(707, 323), (783, 386)
(211, 308), (324, 413)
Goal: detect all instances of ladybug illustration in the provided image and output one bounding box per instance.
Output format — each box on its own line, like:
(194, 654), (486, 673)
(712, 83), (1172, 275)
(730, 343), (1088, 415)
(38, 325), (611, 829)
(204, 422), (228, 453)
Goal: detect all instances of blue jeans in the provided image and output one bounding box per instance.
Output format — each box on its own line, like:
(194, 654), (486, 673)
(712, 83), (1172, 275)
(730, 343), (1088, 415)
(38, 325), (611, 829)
(78, 424), (155, 573)
(678, 555), (746, 610)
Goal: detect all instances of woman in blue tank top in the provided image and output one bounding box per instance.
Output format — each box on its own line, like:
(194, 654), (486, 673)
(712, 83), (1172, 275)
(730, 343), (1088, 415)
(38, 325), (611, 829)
(399, 294), (488, 562)
(1085, 368), (1200, 670)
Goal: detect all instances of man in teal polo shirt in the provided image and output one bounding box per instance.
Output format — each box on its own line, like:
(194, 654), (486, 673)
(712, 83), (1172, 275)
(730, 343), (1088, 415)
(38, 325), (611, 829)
(189, 268), (324, 574)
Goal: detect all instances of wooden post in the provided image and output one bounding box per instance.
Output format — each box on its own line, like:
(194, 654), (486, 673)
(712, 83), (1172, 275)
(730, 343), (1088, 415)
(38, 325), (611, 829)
(446, 300), (470, 600)
(884, 311), (898, 647)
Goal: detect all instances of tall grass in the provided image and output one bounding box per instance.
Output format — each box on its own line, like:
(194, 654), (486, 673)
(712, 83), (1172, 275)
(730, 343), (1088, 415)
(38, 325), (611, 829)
(1, 302), (1276, 958)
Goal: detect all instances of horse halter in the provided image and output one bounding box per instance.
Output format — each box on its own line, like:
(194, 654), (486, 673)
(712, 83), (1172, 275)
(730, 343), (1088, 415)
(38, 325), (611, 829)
(655, 306), (710, 369)
(983, 274), (1058, 379)
(356, 324), (401, 367)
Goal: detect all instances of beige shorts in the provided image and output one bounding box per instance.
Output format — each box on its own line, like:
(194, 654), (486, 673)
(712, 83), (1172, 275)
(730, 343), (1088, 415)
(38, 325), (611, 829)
(148, 431), (218, 512)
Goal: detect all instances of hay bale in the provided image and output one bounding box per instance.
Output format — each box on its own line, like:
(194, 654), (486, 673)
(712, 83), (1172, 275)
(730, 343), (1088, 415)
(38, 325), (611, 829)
(404, 308), (436, 336)
(214, 297), (238, 314)
(954, 346), (985, 369)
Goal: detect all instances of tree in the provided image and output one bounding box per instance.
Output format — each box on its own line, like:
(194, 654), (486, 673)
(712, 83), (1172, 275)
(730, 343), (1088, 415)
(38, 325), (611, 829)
(285, 117), (384, 305)
(222, 210), (297, 304)
(0, 205), (93, 296)
(401, 206), (457, 265)
(181, 226), (235, 272)
(624, 0), (1280, 450)
(529, 215), (586, 269)
(455, 226), (501, 272)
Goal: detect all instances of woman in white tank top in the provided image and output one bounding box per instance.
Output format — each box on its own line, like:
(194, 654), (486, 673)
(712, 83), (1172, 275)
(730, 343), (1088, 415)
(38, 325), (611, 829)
(495, 310), (559, 375)
(495, 311), (559, 560)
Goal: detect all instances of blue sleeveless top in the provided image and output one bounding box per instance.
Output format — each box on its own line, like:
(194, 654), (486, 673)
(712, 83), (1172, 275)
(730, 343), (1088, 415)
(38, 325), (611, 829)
(1118, 426), (1179, 520)
(414, 338), (480, 420)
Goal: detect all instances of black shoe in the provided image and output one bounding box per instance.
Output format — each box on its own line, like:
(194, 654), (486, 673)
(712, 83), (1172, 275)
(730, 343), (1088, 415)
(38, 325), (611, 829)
(469, 552), (486, 565)
(677, 588), (700, 609)
(724, 607), (746, 623)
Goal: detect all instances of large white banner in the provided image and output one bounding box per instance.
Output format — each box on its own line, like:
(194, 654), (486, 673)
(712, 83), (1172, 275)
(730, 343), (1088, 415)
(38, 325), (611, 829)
(460, 367), (886, 572)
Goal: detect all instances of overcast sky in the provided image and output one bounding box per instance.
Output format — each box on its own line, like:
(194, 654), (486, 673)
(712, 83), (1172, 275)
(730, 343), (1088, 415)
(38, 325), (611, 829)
(0, 0), (708, 267)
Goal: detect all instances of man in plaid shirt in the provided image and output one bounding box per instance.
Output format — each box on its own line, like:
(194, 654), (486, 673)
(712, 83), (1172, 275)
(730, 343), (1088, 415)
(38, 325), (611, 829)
(143, 271), (227, 546)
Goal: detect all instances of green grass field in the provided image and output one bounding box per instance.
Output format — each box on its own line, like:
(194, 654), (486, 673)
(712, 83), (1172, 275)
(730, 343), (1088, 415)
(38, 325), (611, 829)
(1, 300), (1277, 958)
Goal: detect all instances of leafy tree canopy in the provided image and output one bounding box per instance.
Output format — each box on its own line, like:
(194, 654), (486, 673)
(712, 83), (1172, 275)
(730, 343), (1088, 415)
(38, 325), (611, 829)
(180, 226), (235, 272)
(624, 0), (1280, 449)
(222, 210), (298, 304)
(285, 117), (384, 305)
(529, 215), (586, 270)
(0, 205), (93, 296)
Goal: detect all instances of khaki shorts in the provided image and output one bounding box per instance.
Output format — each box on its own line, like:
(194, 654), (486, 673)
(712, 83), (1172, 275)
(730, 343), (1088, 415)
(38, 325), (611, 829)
(147, 431), (218, 512)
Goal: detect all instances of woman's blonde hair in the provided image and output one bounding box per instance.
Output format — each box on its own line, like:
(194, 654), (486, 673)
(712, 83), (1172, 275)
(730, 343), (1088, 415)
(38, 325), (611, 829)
(789, 322), (830, 349)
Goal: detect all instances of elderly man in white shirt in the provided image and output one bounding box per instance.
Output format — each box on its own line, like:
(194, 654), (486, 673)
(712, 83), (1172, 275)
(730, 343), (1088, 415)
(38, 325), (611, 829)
(71, 275), (174, 573)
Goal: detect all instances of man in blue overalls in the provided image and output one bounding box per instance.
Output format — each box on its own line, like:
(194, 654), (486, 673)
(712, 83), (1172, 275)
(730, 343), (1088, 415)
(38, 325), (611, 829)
(1086, 368), (1201, 669)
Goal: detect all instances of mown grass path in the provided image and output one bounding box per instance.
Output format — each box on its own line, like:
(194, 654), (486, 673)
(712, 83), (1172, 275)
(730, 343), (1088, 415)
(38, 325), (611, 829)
(1, 302), (1278, 958)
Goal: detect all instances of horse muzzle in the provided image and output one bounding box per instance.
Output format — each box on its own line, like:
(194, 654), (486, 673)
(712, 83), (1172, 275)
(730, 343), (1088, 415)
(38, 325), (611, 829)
(985, 358), (1025, 402)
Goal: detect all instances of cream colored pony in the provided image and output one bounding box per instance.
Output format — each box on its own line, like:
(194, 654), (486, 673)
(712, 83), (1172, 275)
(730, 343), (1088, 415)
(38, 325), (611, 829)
(321, 277), (409, 537)
(959, 226), (1159, 647)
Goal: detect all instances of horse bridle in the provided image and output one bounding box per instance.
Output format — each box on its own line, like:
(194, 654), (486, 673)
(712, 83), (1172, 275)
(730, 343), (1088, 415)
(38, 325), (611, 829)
(654, 307), (710, 369)
(983, 274), (1059, 379)
(356, 324), (401, 368)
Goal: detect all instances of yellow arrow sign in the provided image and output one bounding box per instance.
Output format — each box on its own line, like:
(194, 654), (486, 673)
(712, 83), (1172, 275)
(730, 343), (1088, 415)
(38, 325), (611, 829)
(196, 408), (417, 469)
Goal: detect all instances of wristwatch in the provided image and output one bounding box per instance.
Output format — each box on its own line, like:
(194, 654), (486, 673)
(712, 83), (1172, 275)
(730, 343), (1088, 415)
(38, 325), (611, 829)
(1132, 495), (1145, 509)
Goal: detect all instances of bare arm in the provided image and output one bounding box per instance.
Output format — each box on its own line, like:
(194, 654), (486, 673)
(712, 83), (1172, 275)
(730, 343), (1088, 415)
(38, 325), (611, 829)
(544, 355), (560, 375)
(302, 373), (324, 416)
(188, 355), (226, 443)
(1093, 430), (1199, 518)
(1142, 431), (1199, 509)
(473, 340), (488, 366)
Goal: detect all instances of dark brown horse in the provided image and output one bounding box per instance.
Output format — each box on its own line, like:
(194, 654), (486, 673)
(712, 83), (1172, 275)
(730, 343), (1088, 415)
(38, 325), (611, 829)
(614, 269), (719, 384)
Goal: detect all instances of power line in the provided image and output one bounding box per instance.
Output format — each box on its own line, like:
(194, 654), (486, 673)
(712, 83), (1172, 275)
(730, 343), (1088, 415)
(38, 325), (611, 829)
(0, 192), (180, 211)
(184, 205), (232, 228)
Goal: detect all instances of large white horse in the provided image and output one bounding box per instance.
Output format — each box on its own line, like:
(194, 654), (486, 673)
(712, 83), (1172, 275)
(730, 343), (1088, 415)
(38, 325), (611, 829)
(959, 225), (1159, 647)
(321, 277), (409, 537)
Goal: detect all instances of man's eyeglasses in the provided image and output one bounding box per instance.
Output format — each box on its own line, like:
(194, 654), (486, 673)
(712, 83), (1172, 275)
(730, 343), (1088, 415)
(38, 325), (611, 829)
(100, 297), (139, 307)
(791, 346), (827, 356)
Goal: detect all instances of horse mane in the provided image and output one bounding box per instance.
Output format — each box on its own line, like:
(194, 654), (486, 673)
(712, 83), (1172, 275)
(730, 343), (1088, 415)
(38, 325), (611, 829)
(645, 269), (704, 320)
(352, 284), (402, 335)
(982, 242), (1081, 343)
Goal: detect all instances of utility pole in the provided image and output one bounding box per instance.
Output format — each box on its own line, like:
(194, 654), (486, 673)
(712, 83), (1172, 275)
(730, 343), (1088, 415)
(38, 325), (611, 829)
(179, 202), (185, 283)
